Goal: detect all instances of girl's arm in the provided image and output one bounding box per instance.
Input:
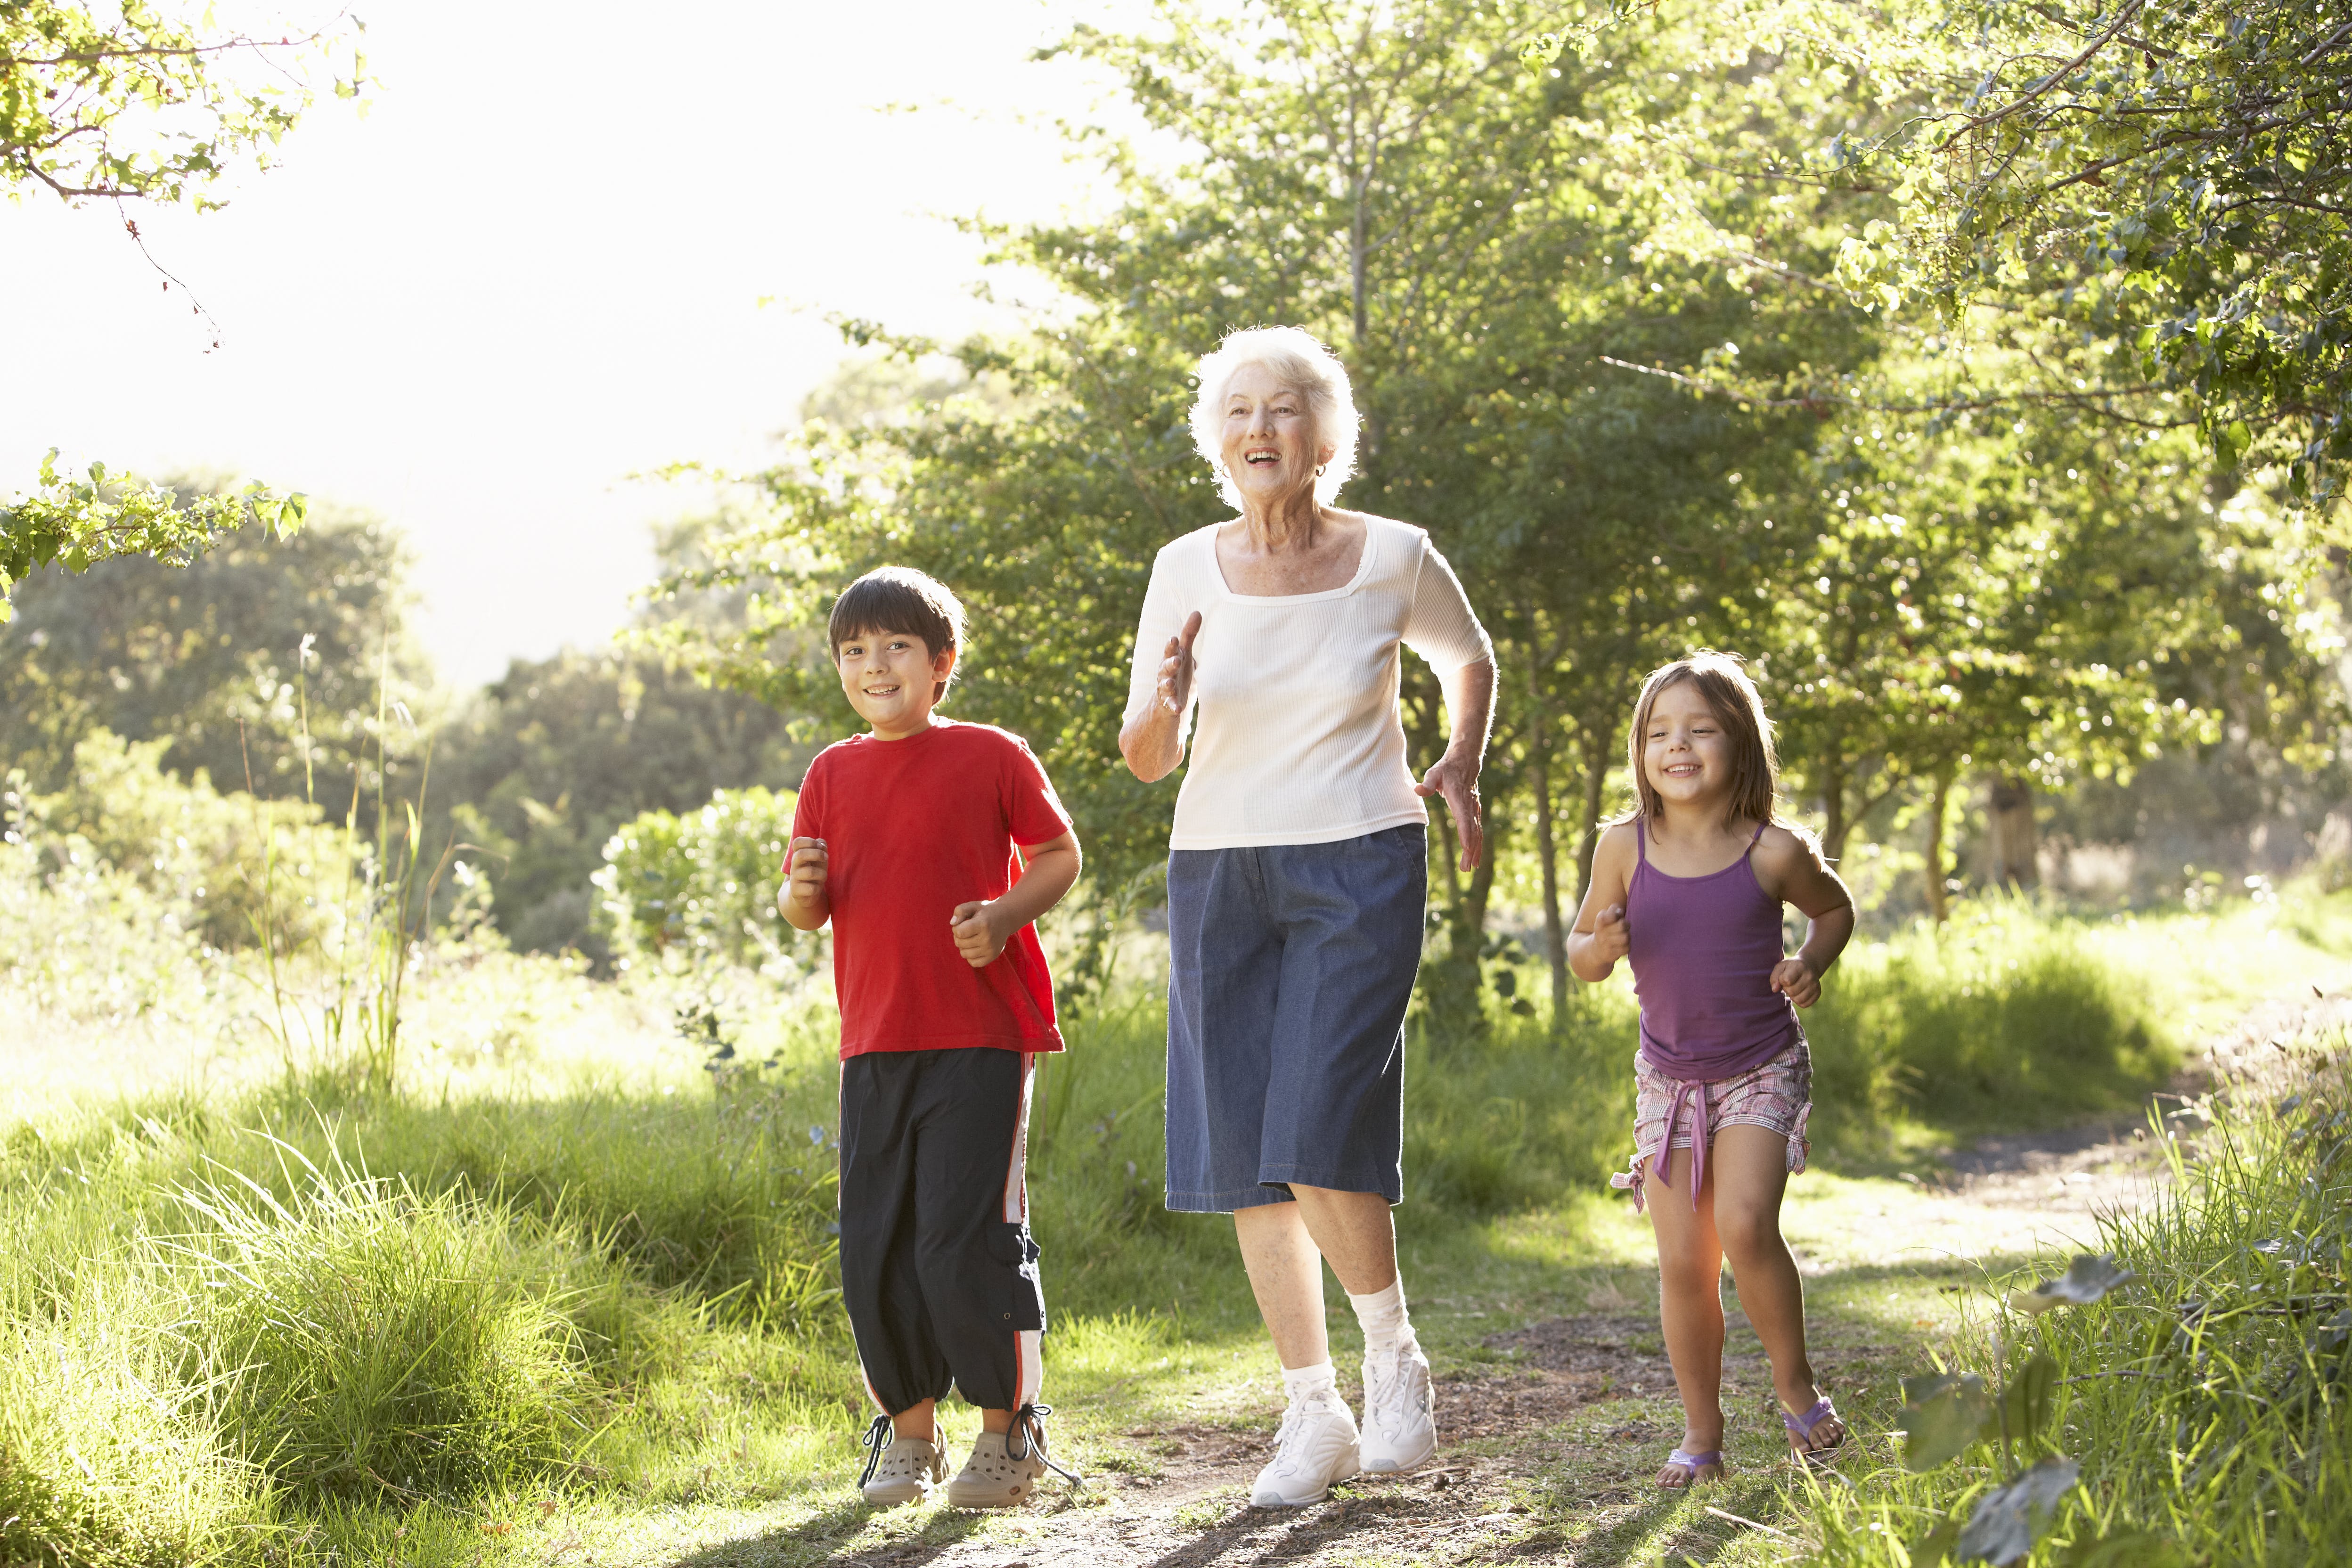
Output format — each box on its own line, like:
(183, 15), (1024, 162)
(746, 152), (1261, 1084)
(1755, 826), (1855, 1007)
(1565, 822), (1637, 982)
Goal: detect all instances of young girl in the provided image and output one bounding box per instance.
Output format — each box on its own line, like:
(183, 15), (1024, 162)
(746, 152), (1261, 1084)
(1566, 652), (1856, 1488)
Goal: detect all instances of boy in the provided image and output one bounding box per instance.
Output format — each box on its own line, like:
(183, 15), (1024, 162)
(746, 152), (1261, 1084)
(780, 566), (1083, 1510)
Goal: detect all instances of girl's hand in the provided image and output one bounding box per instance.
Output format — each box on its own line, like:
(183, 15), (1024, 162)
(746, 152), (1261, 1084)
(949, 900), (1012, 968)
(1771, 956), (1821, 1007)
(1590, 904), (1630, 963)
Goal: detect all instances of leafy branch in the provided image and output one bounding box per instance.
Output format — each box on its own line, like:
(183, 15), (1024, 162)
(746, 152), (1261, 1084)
(0, 450), (307, 621)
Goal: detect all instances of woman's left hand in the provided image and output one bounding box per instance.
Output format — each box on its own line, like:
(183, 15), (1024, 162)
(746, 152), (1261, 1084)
(1413, 753), (1484, 871)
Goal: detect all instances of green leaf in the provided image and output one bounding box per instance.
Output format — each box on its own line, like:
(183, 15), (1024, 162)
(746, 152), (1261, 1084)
(1959, 1457), (2081, 1564)
(1901, 1372), (1994, 1470)
(2010, 1255), (2134, 1315)
(2057, 1528), (2187, 1567)
(2004, 1354), (2057, 1442)
(1913, 1515), (1962, 1568)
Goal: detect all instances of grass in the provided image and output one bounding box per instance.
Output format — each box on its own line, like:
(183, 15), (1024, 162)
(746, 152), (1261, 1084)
(1791, 1025), (2352, 1567)
(11, 799), (2352, 1562)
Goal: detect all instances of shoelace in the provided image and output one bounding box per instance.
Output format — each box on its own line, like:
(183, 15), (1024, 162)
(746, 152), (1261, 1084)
(857, 1413), (895, 1487)
(1005, 1402), (1083, 1488)
(1366, 1345), (1421, 1435)
(1267, 1395), (1338, 1475)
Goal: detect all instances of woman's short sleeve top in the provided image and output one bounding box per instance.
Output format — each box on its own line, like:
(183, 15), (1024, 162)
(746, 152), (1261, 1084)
(1122, 514), (1491, 850)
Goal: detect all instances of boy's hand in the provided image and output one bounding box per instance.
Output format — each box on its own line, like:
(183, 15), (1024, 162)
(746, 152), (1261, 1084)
(949, 900), (1012, 967)
(783, 837), (828, 905)
(1590, 904), (1630, 964)
(1771, 956), (1821, 1008)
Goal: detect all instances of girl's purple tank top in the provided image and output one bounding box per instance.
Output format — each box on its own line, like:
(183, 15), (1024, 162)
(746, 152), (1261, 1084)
(1625, 815), (1802, 1082)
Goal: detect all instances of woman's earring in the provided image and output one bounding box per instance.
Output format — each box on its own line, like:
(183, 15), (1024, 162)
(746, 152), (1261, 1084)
(1315, 464), (1327, 478)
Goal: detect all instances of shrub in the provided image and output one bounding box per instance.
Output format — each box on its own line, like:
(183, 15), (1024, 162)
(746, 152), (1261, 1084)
(1805, 898), (2179, 1153)
(594, 788), (807, 976)
(14, 728), (353, 951)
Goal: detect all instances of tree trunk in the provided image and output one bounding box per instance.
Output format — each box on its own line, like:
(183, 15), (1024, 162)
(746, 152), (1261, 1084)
(1528, 730), (1568, 1022)
(1820, 747), (1849, 867)
(1923, 765), (1954, 924)
(1989, 775), (2040, 888)
(1574, 714), (1616, 903)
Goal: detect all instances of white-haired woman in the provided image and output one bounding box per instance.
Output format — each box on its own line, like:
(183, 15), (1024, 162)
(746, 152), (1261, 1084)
(1119, 326), (1495, 1506)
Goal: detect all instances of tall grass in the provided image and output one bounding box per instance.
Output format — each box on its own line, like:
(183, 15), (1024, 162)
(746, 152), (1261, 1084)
(0, 784), (2319, 1562)
(1797, 1031), (2352, 1565)
(1805, 897), (2181, 1158)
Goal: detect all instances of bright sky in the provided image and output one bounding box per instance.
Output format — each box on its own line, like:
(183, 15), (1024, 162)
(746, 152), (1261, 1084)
(1, 0), (1144, 688)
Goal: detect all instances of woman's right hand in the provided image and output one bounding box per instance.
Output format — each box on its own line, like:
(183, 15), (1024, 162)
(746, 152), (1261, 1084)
(1157, 611), (1203, 714)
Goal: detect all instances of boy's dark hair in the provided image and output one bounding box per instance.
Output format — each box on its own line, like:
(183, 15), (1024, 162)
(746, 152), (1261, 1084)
(1627, 650), (1781, 829)
(828, 567), (967, 704)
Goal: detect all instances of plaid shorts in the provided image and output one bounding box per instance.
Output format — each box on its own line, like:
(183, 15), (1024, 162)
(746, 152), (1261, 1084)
(1609, 1037), (1812, 1213)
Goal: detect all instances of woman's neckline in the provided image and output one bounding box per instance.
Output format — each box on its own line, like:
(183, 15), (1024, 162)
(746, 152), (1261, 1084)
(1208, 514), (1379, 603)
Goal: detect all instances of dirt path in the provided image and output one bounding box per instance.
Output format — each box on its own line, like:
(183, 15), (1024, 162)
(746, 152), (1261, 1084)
(699, 1123), (2172, 1568)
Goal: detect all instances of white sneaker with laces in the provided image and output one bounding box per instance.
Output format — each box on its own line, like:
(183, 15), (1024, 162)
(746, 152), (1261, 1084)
(1360, 1337), (1437, 1473)
(1251, 1391), (1361, 1507)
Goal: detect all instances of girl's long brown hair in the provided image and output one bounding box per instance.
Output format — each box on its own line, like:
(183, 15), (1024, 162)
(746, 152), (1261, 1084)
(1627, 651), (1781, 829)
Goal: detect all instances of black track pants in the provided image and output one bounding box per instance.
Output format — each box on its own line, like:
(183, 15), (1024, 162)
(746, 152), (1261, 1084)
(838, 1046), (1045, 1416)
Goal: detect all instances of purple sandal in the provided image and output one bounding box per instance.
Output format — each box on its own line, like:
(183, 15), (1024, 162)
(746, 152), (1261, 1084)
(1657, 1448), (1722, 1489)
(1783, 1397), (1846, 1468)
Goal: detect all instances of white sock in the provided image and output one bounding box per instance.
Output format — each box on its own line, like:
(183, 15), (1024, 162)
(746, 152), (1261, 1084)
(1282, 1360), (1338, 1405)
(1348, 1279), (1413, 1351)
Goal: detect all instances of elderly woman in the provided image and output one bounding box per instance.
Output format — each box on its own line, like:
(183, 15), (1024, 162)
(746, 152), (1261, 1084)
(1119, 326), (1495, 1507)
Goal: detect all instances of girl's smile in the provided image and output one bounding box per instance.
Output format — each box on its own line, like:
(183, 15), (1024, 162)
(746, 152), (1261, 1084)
(1643, 680), (1732, 804)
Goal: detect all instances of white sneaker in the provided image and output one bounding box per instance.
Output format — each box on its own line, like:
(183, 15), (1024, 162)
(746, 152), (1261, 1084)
(1360, 1337), (1437, 1473)
(1251, 1391), (1361, 1507)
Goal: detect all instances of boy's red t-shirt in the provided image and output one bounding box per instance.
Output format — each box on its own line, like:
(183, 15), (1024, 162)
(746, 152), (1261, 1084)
(791, 719), (1071, 1059)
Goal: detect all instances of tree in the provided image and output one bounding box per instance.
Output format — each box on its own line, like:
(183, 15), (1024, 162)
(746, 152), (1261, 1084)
(1819, 0), (2352, 506)
(0, 495), (425, 813)
(1, 0), (365, 611)
(429, 649), (804, 956)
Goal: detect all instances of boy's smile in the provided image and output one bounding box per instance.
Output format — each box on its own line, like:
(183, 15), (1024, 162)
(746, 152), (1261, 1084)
(837, 628), (957, 740)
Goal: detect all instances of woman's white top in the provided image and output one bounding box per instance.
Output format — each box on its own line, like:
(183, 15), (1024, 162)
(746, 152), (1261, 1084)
(1123, 514), (1492, 850)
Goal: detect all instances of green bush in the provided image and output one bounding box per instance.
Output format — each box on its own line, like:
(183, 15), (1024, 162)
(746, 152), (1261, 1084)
(1806, 898), (2180, 1154)
(593, 787), (806, 976)
(13, 728), (353, 951)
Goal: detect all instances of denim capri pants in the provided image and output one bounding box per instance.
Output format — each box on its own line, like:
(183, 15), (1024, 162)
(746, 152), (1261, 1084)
(1164, 824), (1427, 1212)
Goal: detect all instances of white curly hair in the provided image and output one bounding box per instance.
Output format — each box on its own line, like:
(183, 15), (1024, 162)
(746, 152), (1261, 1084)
(1188, 326), (1361, 509)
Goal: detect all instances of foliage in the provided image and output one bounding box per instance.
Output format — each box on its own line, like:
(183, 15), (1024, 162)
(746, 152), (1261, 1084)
(4, 0), (362, 625)
(639, 0), (2348, 1011)
(174, 1152), (605, 1502)
(593, 786), (806, 978)
(432, 647), (801, 956)
(0, 451), (307, 622)
(1798, 896), (2180, 1155)
(1801, 1035), (2352, 1566)
(1817, 0), (2352, 504)
(0, 497), (426, 814)
(0, 0), (364, 206)
(13, 727), (352, 950)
